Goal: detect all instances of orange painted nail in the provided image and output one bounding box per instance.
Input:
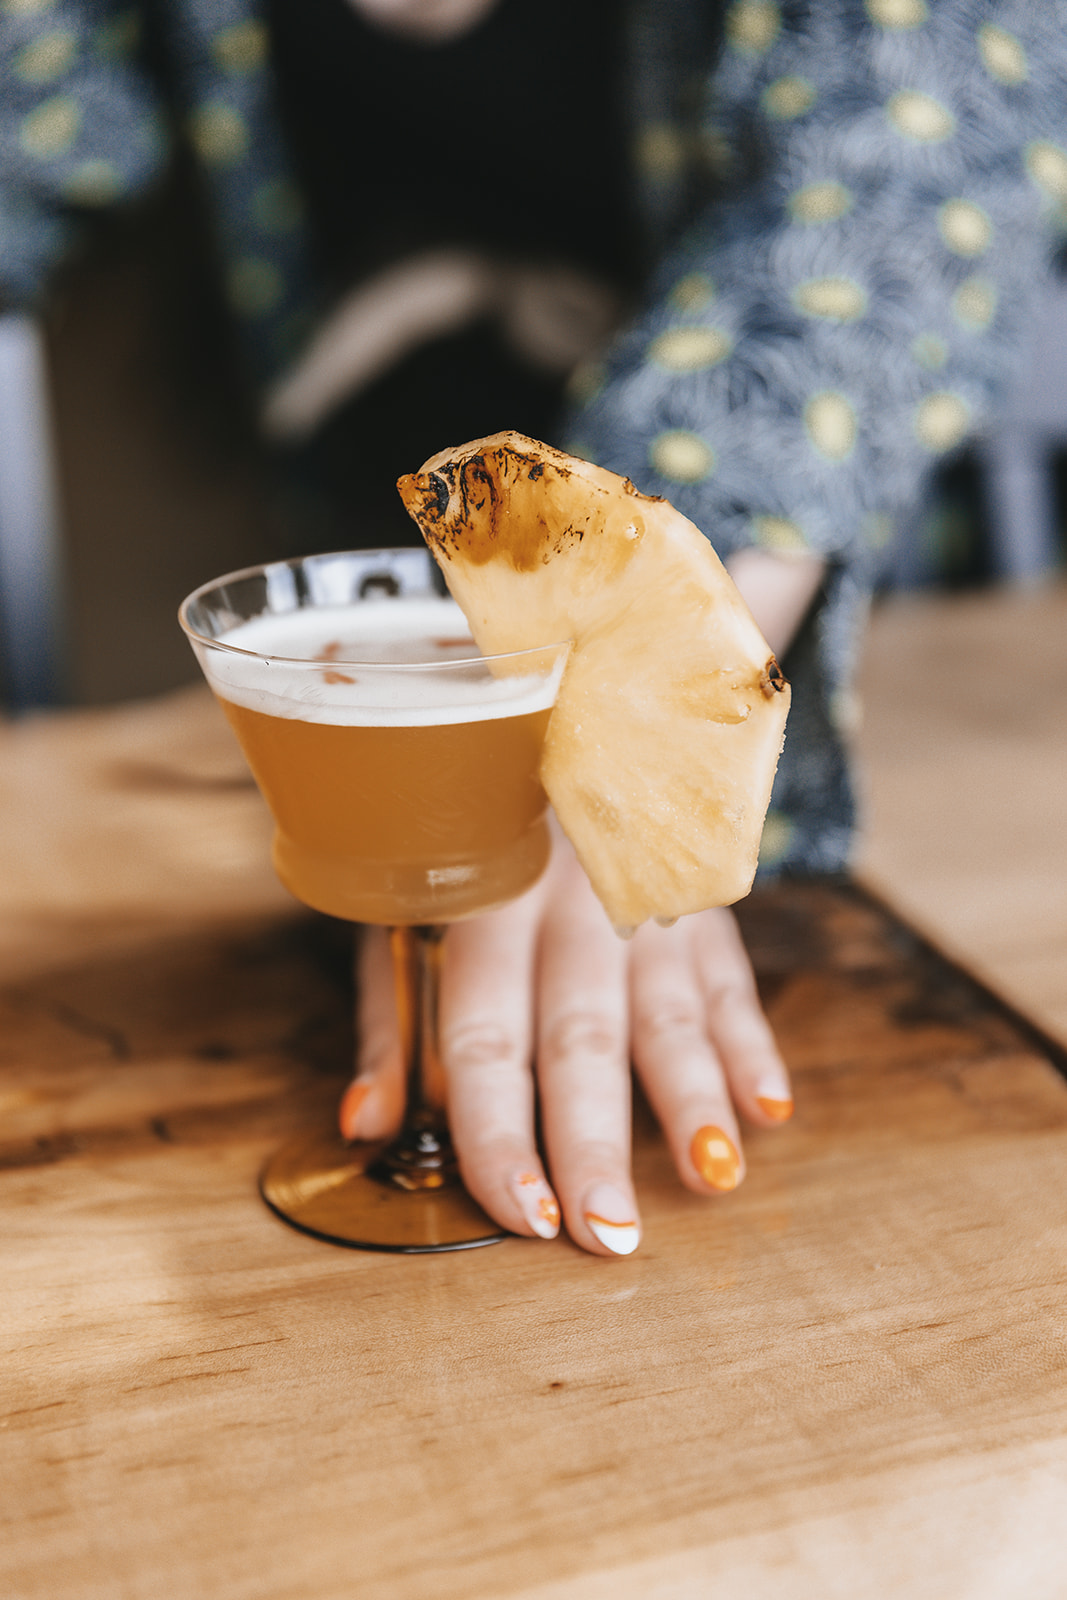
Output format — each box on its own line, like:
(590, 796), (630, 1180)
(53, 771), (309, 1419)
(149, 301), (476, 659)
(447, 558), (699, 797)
(756, 1095), (794, 1122)
(339, 1081), (371, 1141)
(690, 1126), (743, 1191)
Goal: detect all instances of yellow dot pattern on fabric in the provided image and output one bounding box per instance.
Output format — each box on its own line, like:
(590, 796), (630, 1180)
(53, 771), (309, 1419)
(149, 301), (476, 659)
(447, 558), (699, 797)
(805, 392), (857, 460)
(228, 258), (283, 317)
(63, 159), (123, 203)
(649, 430), (715, 484)
(887, 91), (955, 143)
(789, 182), (853, 224)
(566, 360), (606, 406)
(648, 327), (732, 371)
(700, 127), (732, 177)
(862, 512), (894, 550)
(793, 277), (867, 322)
(189, 104), (249, 165)
(636, 122), (685, 180)
(94, 12), (140, 59)
(866, 0), (927, 29)
(20, 95), (79, 158)
(915, 391), (970, 451)
(762, 76), (816, 119)
(759, 810), (794, 867)
(938, 198), (992, 256)
(726, 1), (781, 54)
(753, 515), (808, 553)
(252, 178), (302, 232)
(1025, 142), (1067, 203)
(911, 333), (948, 369)
(952, 276), (996, 329)
(14, 30), (76, 83)
(212, 20), (269, 73)
(978, 24), (1027, 86)
(669, 273), (715, 312)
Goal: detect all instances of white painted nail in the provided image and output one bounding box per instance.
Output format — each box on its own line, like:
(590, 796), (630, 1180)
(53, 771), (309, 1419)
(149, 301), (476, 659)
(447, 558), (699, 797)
(583, 1184), (640, 1255)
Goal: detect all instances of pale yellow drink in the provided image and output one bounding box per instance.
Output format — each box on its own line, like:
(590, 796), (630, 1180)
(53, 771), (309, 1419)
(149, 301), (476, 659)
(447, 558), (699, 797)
(201, 598), (561, 924)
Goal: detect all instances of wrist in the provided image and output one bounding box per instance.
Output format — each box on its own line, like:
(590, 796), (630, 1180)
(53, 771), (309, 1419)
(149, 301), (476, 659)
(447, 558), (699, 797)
(725, 547), (826, 658)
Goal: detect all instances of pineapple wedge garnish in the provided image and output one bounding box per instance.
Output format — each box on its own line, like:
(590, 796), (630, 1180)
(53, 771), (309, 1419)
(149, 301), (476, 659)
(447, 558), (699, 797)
(397, 431), (790, 931)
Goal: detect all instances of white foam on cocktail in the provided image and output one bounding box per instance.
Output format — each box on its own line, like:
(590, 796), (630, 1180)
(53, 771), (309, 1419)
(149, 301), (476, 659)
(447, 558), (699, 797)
(200, 598), (563, 726)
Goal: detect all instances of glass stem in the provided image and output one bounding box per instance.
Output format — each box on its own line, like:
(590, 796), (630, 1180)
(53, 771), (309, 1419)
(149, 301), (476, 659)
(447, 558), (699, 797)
(369, 925), (456, 1192)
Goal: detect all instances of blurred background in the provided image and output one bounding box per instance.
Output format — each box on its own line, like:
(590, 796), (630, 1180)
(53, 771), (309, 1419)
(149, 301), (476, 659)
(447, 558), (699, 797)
(1, 0), (1064, 1052)
(2, 161), (1065, 709)
(4, 0), (1067, 711)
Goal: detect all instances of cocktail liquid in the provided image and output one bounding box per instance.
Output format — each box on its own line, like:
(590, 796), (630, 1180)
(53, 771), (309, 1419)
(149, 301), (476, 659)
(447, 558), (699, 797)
(203, 598), (557, 923)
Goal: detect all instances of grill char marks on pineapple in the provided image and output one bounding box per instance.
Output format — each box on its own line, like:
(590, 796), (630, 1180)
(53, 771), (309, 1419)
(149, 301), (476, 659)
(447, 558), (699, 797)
(761, 660), (788, 697)
(396, 435), (646, 585)
(427, 471), (451, 519)
(400, 436), (626, 574)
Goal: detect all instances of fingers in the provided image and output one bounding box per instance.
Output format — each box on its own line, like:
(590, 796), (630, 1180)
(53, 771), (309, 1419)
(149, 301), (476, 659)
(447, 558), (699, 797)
(340, 927), (406, 1141)
(630, 909), (792, 1198)
(629, 916), (745, 1195)
(439, 875), (561, 1240)
(535, 848), (639, 1256)
(689, 910), (793, 1126)
(341, 868), (792, 1260)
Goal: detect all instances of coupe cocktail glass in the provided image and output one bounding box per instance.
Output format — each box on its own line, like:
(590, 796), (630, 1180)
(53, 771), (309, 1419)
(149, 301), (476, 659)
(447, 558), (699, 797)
(180, 549), (567, 1252)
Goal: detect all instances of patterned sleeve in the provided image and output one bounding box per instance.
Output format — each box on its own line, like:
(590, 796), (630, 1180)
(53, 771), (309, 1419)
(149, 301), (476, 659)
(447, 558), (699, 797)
(571, 0), (1067, 876)
(0, 2), (169, 305)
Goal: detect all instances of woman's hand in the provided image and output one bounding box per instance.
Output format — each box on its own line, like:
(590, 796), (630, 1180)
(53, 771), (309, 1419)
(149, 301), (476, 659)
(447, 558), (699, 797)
(340, 831), (792, 1256)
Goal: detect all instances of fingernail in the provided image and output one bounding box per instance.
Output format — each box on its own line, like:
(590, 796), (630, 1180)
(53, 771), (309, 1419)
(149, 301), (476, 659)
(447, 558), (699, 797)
(690, 1126), (743, 1191)
(511, 1172), (560, 1239)
(756, 1094), (794, 1122)
(583, 1184), (640, 1255)
(339, 1081), (371, 1141)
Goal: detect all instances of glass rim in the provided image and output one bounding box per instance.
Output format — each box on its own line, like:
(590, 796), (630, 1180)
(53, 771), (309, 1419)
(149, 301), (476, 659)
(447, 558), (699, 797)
(178, 550), (571, 671)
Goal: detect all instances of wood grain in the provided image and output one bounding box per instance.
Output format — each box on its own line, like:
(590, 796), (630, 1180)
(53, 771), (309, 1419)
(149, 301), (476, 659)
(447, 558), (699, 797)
(3, 879), (1067, 1600)
(3, 601), (1067, 1599)
(0, 687), (288, 983)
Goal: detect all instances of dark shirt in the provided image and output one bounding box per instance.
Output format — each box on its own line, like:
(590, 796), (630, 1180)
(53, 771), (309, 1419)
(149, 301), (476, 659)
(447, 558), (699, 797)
(266, 0), (641, 295)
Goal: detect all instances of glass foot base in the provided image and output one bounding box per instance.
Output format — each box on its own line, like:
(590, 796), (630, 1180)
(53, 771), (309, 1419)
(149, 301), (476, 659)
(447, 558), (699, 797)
(260, 1128), (507, 1253)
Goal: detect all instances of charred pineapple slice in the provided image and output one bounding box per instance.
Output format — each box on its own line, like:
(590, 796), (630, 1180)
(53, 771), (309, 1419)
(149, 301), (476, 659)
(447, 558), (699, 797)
(397, 431), (789, 929)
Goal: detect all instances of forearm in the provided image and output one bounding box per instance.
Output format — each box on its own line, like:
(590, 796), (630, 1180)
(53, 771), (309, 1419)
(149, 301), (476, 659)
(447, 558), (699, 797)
(726, 548), (826, 660)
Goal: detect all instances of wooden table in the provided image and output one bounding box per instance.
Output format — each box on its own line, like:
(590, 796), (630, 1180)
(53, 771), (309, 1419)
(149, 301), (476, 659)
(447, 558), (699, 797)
(3, 689), (1067, 1600)
(856, 579), (1067, 1047)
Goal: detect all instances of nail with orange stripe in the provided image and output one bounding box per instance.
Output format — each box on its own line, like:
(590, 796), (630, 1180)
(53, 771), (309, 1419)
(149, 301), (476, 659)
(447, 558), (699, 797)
(512, 1171), (561, 1240)
(582, 1183), (640, 1255)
